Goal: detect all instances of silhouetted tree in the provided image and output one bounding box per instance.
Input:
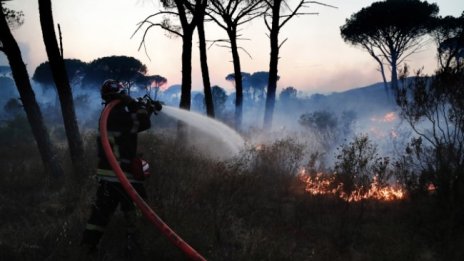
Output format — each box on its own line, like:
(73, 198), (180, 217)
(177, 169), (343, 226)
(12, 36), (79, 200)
(192, 92), (205, 112)
(340, 0), (439, 92)
(39, 0), (85, 177)
(263, 0), (333, 130)
(226, 72), (252, 102)
(195, 0), (215, 118)
(396, 63), (464, 205)
(134, 0), (201, 111)
(162, 84), (182, 105)
(0, 1), (63, 176)
(208, 0), (266, 130)
(432, 12), (464, 71)
(1, 0), (22, 29)
(250, 71), (279, 102)
(211, 85), (227, 117)
(134, 74), (167, 99)
(299, 110), (338, 150)
(279, 86), (297, 104)
(149, 74), (168, 99)
(82, 55), (146, 89)
(33, 59), (88, 90)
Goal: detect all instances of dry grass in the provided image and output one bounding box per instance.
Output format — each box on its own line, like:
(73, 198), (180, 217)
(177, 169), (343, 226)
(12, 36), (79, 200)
(0, 127), (463, 261)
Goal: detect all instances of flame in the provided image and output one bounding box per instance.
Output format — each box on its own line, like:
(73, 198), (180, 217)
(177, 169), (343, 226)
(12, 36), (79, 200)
(383, 112), (396, 122)
(370, 112), (397, 123)
(427, 183), (436, 193)
(298, 169), (405, 202)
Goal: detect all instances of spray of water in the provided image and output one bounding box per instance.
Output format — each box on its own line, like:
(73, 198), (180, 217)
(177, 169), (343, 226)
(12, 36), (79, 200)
(161, 106), (245, 157)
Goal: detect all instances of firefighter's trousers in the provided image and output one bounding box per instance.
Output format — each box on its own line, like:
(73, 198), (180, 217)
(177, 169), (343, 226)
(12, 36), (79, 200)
(81, 179), (147, 247)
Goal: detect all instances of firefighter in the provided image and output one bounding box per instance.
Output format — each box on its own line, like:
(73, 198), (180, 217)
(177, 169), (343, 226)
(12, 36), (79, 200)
(80, 79), (162, 257)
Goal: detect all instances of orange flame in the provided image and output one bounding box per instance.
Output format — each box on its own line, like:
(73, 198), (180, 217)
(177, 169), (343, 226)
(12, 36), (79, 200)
(298, 169), (405, 202)
(370, 112), (397, 123)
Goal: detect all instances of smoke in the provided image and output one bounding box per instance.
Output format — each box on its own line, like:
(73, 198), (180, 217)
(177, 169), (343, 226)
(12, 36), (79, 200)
(0, 73), (409, 168)
(0, 53), (8, 66)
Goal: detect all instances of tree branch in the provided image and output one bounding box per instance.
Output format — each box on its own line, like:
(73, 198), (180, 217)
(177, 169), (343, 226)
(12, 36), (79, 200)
(57, 24), (63, 57)
(131, 11), (179, 39)
(238, 46), (253, 59)
(279, 38), (288, 49)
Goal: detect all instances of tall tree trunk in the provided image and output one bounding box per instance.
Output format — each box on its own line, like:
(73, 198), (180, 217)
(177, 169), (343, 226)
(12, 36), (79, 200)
(0, 8), (63, 177)
(263, 1), (281, 130)
(390, 53), (399, 92)
(38, 0), (85, 176)
(197, 13), (214, 117)
(229, 32), (243, 130)
(179, 29), (194, 110)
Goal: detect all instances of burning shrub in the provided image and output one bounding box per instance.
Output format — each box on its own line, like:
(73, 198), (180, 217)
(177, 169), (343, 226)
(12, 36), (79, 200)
(299, 134), (405, 202)
(334, 134), (393, 200)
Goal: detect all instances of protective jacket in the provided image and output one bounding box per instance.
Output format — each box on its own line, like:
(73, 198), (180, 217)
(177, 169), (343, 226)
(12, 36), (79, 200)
(96, 100), (152, 183)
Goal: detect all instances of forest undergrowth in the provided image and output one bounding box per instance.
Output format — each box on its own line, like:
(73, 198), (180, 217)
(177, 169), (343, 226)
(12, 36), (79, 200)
(0, 124), (463, 261)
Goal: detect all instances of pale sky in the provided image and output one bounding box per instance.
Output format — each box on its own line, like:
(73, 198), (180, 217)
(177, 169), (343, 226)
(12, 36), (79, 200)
(2, 0), (464, 94)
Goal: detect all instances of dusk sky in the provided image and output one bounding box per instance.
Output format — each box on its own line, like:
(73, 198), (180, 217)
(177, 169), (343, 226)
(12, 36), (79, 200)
(2, 0), (464, 94)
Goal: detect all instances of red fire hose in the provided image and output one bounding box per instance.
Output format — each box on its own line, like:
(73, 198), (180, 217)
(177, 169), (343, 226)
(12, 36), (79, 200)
(99, 99), (206, 261)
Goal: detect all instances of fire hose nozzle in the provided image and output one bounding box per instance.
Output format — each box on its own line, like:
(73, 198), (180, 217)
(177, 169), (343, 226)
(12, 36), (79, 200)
(138, 95), (163, 114)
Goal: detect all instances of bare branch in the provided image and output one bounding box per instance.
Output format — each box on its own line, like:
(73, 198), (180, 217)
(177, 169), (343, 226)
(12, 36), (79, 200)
(207, 38), (231, 49)
(57, 24), (63, 57)
(280, 12), (318, 17)
(237, 11), (266, 26)
(280, 0), (306, 29)
(279, 38), (288, 49)
(217, 44), (232, 49)
(205, 11), (227, 31)
(142, 41), (151, 61)
(238, 46), (253, 59)
(305, 1), (338, 9)
(279, 1), (336, 29)
(264, 13), (271, 31)
(131, 11), (179, 39)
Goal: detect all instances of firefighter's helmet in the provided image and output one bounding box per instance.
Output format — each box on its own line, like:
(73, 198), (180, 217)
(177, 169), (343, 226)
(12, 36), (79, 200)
(101, 79), (125, 101)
